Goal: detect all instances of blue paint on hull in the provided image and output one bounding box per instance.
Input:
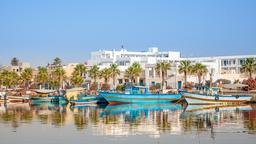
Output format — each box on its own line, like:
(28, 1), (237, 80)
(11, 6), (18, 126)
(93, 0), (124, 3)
(31, 95), (68, 105)
(100, 92), (182, 104)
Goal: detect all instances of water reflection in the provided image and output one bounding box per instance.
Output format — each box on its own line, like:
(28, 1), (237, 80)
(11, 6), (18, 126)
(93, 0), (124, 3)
(181, 104), (256, 135)
(0, 102), (256, 137)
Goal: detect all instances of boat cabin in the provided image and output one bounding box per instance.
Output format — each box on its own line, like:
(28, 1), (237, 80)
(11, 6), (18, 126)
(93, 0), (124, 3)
(125, 86), (149, 94)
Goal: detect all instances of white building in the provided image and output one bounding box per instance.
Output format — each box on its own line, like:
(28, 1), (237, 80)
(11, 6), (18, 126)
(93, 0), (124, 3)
(88, 47), (256, 88)
(185, 55), (256, 83)
(88, 47), (180, 71)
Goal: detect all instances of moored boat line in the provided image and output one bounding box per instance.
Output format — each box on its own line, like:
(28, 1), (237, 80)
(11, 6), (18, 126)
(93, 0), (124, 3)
(1, 87), (255, 108)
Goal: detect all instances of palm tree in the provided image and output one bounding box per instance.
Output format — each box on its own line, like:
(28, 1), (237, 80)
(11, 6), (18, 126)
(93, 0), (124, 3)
(52, 67), (66, 89)
(53, 57), (62, 67)
(109, 64), (120, 88)
(11, 57), (19, 66)
(49, 79), (59, 90)
(178, 60), (193, 87)
(242, 58), (256, 79)
(70, 64), (87, 87)
(192, 63), (208, 85)
(155, 61), (171, 90)
(125, 66), (134, 83)
(100, 68), (112, 84)
(71, 74), (84, 87)
(21, 68), (33, 89)
(89, 65), (100, 83)
(1, 70), (19, 88)
(35, 67), (48, 89)
(74, 64), (87, 77)
(132, 62), (143, 84)
(0, 70), (3, 87)
(125, 62), (143, 85)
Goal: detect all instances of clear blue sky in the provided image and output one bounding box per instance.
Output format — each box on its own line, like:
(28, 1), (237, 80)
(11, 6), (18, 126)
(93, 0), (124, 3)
(0, 0), (256, 67)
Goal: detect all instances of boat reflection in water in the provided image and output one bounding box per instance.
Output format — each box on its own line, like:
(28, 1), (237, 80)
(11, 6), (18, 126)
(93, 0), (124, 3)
(180, 104), (256, 137)
(101, 103), (182, 117)
(96, 103), (183, 137)
(0, 101), (256, 141)
(182, 104), (252, 117)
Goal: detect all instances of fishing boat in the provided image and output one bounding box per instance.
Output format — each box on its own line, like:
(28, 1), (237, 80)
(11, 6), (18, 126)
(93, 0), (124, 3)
(181, 92), (252, 105)
(34, 89), (56, 96)
(100, 86), (181, 105)
(31, 95), (68, 104)
(31, 89), (68, 104)
(70, 99), (98, 106)
(7, 95), (30, 103)
(69, 94), (98, 106)
(70, 100), (98, 107)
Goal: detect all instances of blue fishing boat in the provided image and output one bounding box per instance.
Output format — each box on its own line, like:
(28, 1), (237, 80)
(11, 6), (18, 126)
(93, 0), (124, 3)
(101, 103), (182, 117)
(181, 92), (252, 105)
(69, 94), (98, 106)
(100, 86), (181, 105)
(31, 89), (68, 104)
(31, 95), (68, 104)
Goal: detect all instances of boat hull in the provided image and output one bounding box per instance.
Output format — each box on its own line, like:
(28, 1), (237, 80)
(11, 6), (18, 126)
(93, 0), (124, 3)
(182, 92), (252, 105)
(70, 100), (98, 106)
(100, 92), (182, 105)
(31, 95), (68, 104)
(7, 96), (30, 103)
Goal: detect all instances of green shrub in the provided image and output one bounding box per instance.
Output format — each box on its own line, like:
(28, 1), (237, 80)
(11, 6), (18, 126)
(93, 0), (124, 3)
(155, 83), (161, 89)
(215, 79), (231, 84)
(116, 85), (125, 91)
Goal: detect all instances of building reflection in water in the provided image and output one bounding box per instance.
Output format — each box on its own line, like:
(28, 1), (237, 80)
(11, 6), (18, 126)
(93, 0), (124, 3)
(0, 102), (256, 137)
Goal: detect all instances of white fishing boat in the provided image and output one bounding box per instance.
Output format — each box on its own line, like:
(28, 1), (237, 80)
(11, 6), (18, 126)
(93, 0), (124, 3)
(181, 92), (252, 105)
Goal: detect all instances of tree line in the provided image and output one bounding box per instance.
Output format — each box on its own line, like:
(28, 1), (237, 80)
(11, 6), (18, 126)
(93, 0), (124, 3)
(0, 57), (255, 90)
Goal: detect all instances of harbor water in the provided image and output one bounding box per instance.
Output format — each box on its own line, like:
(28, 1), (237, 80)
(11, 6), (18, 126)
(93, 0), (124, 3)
(0, 102), (256, 144)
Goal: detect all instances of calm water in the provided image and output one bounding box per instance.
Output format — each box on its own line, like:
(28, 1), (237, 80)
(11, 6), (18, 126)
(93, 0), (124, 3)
(0, 102), (256, 144)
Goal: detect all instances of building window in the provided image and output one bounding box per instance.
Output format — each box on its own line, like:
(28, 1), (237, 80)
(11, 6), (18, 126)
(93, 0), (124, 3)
(233, 60), (236, 65)
(224, 60), (227, 66)
(118, 79), (123, 84)
(240, 59), (245, 65)
(149, 68), (153, 77)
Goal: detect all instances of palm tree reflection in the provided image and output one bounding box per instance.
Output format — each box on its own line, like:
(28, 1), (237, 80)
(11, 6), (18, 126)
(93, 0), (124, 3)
(0, 103), (255, 136)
